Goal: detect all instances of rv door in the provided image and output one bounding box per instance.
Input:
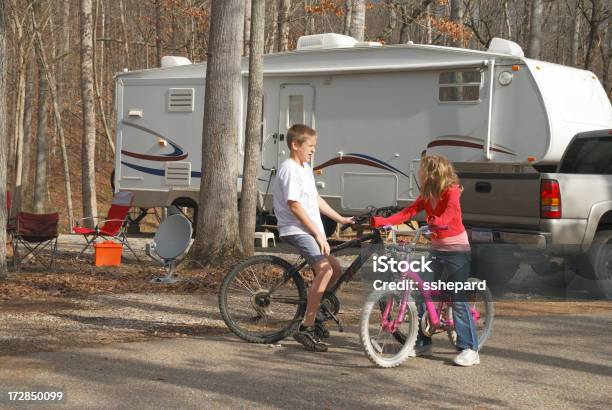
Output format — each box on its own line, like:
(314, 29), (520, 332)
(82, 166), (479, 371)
(277, 84), (315, 166)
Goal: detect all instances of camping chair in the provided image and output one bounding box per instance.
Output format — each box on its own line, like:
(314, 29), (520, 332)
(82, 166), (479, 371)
(72, 191), (140, 261)
(12, 212), (59, 272)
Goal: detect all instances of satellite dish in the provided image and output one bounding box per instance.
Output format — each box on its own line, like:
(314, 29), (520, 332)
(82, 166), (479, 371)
(153, 214), (192, 260)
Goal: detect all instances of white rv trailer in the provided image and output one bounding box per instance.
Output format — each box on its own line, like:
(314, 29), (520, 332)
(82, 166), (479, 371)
(113, 33), (611, 227)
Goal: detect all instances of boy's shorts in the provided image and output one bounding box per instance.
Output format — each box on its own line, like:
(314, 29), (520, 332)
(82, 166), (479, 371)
(282, 234), (326, 267)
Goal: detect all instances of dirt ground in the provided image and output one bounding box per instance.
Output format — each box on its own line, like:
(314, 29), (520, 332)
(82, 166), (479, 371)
(0, 252), (231, 355)
(1, 250), (611, 357)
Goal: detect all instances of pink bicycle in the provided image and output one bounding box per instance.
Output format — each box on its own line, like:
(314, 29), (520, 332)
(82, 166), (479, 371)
(360, 225), (494, 368)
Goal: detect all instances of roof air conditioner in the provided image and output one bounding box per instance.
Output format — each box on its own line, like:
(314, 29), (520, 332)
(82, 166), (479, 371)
(487, 38), (524, 58)
(296, 33), (358, 51)
(161, 56), (193, 68)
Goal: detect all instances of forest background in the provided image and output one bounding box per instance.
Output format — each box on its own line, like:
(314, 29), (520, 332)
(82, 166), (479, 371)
(0, 0), (610, 250)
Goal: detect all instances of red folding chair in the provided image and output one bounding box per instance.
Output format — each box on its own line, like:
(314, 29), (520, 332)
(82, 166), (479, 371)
(72, 191), (139, 260)
(12, 212), (59, 271)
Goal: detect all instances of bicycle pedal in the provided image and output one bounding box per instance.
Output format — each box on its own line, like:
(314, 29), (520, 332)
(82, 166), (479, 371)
(329, 312), (344, 332)
(320, 304), (344, 332)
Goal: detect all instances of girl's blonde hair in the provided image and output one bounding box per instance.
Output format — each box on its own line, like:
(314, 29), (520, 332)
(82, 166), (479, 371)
(419, 155), (462, 201)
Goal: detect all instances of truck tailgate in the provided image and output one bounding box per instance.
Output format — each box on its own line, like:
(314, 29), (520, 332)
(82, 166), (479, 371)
(548, 173), (612, 219)
(458, 171), (541, 228)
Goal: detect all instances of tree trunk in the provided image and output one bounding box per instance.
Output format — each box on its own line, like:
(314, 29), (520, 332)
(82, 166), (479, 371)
(305, 0), (315, 35)
(33, 63), (48, 213)
(599, 17), (610, 96)
(119, 0), (130, 69)
(239, 0), (264, 256)
(450, 0), (464, 47)
(382, 0), (397, 44)
(80, 0), (97, 225)
(522, 0), (531, 48)
(92, 0), (114, 154)
(98, 0), (105, 91)
(189, 0), (244, 266)
(343, 0), (352, 36)
(155, 0), (162, 66)
(426, 4), (432, 44)
(20, 55), (36, 212)
(11, 63), (26, 218)
(243, 0), (251, 55)
(398, 4), (410, 44)
(57, 0), (70, 103)
(30, 3), (74, 227)
(189, 0), (196, 60)
(170, 5), (177, 53)
(277, 0), (290, 52)
(527, 0), (543, 59)
(503, 0), (512, 39)
(266, 0), (277, 53)
(10, 12), (27, 170)
(571, 0), (581, 66)
(584, 0), (602, 70)
(350, 0), (366, 41)
(0, 0), (8, 278)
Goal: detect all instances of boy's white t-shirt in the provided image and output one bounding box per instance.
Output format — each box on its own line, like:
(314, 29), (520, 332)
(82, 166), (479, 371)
(272, 159), (325, 237)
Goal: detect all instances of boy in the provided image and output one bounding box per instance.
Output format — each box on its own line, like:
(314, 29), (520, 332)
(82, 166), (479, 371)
(272, 124), (353, 352)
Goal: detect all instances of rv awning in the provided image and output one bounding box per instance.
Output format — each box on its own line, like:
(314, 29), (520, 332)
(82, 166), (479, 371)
(245, 60), (490, 77)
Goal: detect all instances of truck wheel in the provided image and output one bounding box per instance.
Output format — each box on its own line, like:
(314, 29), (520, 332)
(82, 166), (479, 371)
(587, 230), (612, 299)
(321, 215), (338, 238)
(530, 260), (564, 277)
(471, 246), (519, 289)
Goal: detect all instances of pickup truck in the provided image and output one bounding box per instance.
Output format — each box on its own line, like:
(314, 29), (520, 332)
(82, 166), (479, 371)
(459, 129), (612, 297)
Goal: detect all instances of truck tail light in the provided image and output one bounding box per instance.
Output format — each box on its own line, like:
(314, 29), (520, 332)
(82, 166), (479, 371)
(541, 179), (561, 219)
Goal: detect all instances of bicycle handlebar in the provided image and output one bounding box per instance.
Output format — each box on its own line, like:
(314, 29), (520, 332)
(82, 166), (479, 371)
(340, 214), (369, 232)
(338, 205), (449, 238)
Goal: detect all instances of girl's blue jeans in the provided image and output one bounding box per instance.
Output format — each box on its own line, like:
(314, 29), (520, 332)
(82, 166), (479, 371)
(416, 250), (479, 351)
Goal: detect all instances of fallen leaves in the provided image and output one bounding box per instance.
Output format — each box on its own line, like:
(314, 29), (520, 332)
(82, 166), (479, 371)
(0, 253), (228, 302)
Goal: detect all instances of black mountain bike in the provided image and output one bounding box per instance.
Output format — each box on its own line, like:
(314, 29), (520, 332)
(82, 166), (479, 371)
(218, 207), (399, 344)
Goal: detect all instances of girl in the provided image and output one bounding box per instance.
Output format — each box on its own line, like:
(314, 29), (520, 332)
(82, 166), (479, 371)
(371, 154), (480, 367)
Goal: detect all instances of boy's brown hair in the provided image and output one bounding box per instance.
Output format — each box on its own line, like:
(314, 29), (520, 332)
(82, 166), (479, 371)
(286, 124), (317, 148)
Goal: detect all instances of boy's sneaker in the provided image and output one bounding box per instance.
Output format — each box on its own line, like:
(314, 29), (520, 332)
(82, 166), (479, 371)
(453, 349), (480, 366)
(314, 321), (330, 339)
(293, 325), (328, 352)
(408, 344), (433, 357)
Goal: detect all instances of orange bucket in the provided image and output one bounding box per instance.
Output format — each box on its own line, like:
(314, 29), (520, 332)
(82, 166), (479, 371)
(93, 241), (123, 266)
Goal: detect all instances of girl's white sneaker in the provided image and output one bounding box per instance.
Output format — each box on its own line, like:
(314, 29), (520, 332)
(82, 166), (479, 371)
(453, 349), (480, 366)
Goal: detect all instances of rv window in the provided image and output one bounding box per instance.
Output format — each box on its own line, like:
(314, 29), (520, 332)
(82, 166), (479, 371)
(439, 70), (481, 84)
(438, 70), (481, 102)
(289, 95), (305, 126)
(559, 137), (612, 175)
(439, 86), (480, 102)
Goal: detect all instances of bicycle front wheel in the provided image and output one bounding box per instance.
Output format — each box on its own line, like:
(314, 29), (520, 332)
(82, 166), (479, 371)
(360, 290), (419, 368)
(219, 255), (307, 344)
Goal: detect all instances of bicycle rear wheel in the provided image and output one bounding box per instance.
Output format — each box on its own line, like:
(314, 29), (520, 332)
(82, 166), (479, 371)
(219, 255), (307, 344)
(447, 277), (494, 349)
(360, 290), (418, 368)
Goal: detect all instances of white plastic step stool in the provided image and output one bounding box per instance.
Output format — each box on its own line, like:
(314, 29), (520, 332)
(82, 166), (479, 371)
(254, 231), (276, 248)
